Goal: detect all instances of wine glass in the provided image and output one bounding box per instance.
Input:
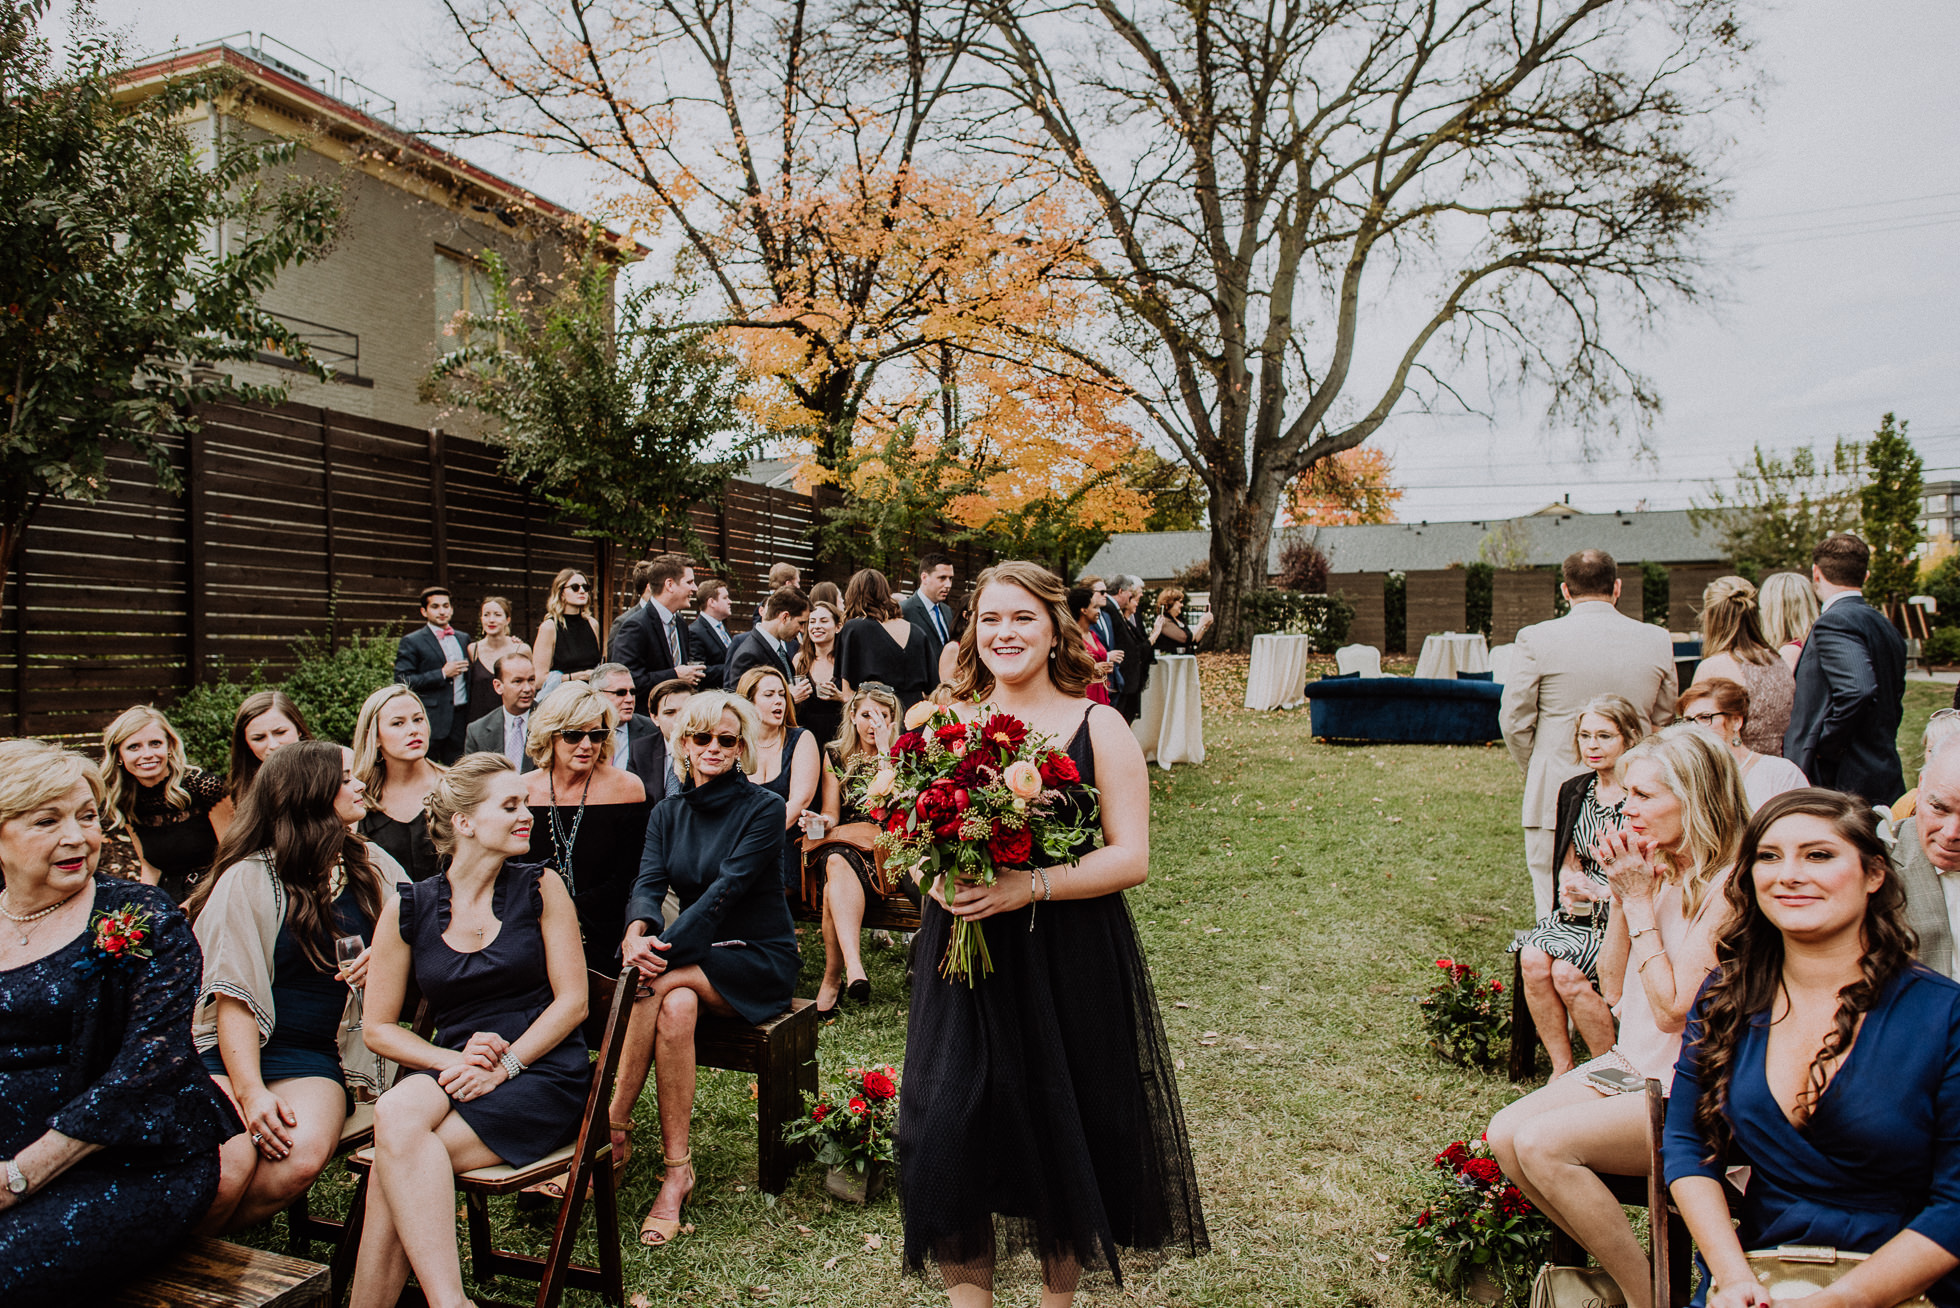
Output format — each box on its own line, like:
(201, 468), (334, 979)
(336, 935), (366, 1032)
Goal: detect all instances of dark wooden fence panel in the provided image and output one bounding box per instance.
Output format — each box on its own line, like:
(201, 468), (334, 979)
(1491, 569), (1555, 645)
(5, 399), (994, 742)
(1331, 573), (1386, 650)
(1404, 569), (1468, 652)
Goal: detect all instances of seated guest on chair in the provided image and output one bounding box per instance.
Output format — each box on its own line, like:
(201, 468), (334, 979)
(214, 690), (312, 829)
(0, 739), (240, 1302)
(1889, 736), (1960, 980)
(1667, 789), (1960, 1308)
(1509, 695), (1641, 1079)
(354, 685), (446, 883)
(615, 692), (799, 1247)
(392, 586), (473, 765)
(1487, 725), (1748, 1308)
(349, 754), (592, 1308)
(803, 684), (908, 1016)
(1679, 679), (1808, 810)
(188, 742), (407, 1234)
(592, 662), (668, 795)
(523, 684), (657, 975)
(737, 665), (821, 893)
(463, 651), (539, 772)
(1881, 708), (1960, 823)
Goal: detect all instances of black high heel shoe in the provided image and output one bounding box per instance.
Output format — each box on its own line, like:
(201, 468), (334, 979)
(846, 978), (872, 1006)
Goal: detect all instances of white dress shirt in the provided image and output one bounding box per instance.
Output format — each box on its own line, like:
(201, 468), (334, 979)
(433, 624), (468, 705)
(649, 598), (683, 665)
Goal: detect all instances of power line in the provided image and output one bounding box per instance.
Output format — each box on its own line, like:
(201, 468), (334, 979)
(1724, 189), (1960, 225)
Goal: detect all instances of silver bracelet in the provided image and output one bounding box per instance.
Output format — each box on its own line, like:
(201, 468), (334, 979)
(498, 1051), (525, 1079)
(1029, 867), (1052, 932)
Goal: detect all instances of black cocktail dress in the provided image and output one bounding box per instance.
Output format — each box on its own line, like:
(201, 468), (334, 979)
(396, 862), (588, 1167)
(898, 708), (1208, 1287)
(111, 770), (227, 902)
(361, 809), (442, 883)
(837, 618), (934, 711)
(0, 877), (240, 1304)
(754, 727), (809, 891)
(526, 798), (655, 975)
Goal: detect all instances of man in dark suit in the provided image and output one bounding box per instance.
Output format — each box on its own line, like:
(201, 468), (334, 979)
(607, 553), (707, 701)
(463, 650), (539, 772)
(1109, 574), (1154, 723)
(728, 588), (811, 694)
(1784, 532), (1907, 806)
(393, 585), (473, 764)
(900, 551), (956, 674)
(592, 662), (669, 797)
(687, 578), (738, 690)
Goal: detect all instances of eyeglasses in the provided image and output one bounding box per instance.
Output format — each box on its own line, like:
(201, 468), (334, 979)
(565, 581), (589, 592)
(558, 728), (609, 744)
(688, 731), (742, 749)
(1682, 711), (1726, 727)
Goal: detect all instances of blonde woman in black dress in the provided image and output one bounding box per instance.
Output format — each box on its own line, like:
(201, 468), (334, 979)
(901, 560), (1206, 1305)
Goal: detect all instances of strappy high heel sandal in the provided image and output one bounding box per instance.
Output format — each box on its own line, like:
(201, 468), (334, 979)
(638, 1151), (694, 1247)
(526, 1120), (635, 1202)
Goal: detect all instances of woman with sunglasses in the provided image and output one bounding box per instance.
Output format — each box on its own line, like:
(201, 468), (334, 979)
(531, 568), (601, 696)
(521, 684), (655, 976)
(615, 692), (798, 1247)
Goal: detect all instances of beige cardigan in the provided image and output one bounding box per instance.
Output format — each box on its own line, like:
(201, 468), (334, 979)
(191, 842), (409, 1097)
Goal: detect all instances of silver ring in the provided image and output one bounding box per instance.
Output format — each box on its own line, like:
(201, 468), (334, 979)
(251, 1133), (264, 1144)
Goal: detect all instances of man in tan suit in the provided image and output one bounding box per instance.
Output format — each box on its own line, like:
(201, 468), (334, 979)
(1500, 549), (1678, 918)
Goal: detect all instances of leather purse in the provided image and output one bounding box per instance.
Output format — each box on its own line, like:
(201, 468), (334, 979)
(1743, 1246), (1934, 1308)
(1529, 1263), (1627, 1308)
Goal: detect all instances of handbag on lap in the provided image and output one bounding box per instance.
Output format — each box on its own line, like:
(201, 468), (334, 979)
(1743, 1246), (1934, 1308)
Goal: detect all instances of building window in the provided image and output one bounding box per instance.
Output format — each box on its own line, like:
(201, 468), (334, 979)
(434, 248), (496, 354)
(1930, 494), (1950, 514)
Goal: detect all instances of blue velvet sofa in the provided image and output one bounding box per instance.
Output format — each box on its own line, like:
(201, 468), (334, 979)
(1302, 674), (1503, 744)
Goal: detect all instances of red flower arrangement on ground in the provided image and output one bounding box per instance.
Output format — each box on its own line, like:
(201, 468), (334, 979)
(1400, 1135), (1553, 1304)
(782, 1055), (902, 1177)
(848, 706), (1101, 984)
(1416, 957), (1511, 1070)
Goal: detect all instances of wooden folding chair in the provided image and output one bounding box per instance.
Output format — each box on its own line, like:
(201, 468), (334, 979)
(337, 968), (636, 1308)
(1548, 1078), (1692, 1308)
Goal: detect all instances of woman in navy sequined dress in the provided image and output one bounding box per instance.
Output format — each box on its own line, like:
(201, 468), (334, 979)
(0, 739), (239, 1306)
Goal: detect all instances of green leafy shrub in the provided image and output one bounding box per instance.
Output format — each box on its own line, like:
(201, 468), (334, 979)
(1924, 628), (1960, 667)
(1385, 571), (1407, 653)
(1922, 554), (1960, 629)
(1464, 562), (1494, 638)
(1238, 589), (1355, 652)
(283, 630), (401, 745)
(173, 660), (271, 772)
(1169, 558), (1211, 590)
(1642, 561), (1671, 627)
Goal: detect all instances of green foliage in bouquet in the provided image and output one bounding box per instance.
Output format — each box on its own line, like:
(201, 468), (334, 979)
(1400, 1137), (1554, 1305)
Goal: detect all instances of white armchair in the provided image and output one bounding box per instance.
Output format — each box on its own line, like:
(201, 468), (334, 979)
(1335, 644), (1383, 678)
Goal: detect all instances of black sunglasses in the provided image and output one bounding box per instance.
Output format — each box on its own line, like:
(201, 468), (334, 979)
(688, 731), (742, 749)
(558, 728), (609, 744)
(564, 581), (589, 592)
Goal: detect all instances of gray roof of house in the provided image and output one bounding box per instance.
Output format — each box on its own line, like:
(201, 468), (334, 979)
(1082, 509), (1728, 580)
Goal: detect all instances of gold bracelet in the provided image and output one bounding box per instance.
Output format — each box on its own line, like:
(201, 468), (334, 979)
(1636, 950), (1668, 973)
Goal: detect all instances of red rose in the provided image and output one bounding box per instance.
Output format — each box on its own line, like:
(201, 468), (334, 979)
(1462, 1158), (1502, 1186)
(812, 1103), (830, 1122)
(934, 722), (968, 748)
(893, 730), (927, 757)
(885, 808), (909, 834)
(1436, 1142), (1470, 1170)
(1436, 958), (1453, 969)
(103, 934), (125, 953)
(1489, 979), (1503, 993)
(862, 1069), (897, 1100)
(1038, 751), (1079, 787)
(979, 713), (1028, 752)
(916, 781), (962, 828)
(987, 825), (1033, 865)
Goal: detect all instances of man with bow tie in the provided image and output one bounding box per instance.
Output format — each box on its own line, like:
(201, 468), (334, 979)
(393, 584), (475, 763)
(901, 551), (957, 677)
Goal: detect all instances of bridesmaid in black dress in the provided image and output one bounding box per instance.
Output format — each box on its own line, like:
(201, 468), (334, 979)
(98, 704), (226, 901)
(837, 568), (934, 710)
(0, 739), (239, 1304)
(352, 753), (591, 1308)
(616, 691), (799, 1247)
(899, 561), (1206, 1303)
(522, 683), (656, 975)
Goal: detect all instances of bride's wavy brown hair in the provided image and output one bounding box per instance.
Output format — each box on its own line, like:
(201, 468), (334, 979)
(951, 561), (1097, 701)
(1690, 788), (1916, 1163)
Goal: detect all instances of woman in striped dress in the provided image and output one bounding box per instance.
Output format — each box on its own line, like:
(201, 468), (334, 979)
(1509, 695), (1644, 1078)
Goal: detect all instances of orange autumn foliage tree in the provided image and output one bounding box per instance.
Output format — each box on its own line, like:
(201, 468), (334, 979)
(1285, 448), (1403, 526)
(437, 0), (1085, 471)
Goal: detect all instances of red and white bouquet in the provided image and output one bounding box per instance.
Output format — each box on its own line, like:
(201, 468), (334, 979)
(848, 703), (1100, 984)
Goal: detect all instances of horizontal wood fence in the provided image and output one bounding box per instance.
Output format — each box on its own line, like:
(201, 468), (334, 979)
(2, 399), (991, 741)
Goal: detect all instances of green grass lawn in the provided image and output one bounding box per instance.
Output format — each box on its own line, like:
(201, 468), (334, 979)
(275, 676), (1956, 1307)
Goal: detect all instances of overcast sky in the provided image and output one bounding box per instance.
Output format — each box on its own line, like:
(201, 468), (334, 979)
(106, 1), (1960, 523)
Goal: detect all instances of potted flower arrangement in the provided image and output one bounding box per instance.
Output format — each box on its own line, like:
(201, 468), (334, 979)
(1417, 957), (1510, 1069)
(1399, 1136), (1553, 1305)
(782, 1056), (901, 1203)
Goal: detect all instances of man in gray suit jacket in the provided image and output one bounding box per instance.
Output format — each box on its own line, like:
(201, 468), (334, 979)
(462, 651), (539, 773)
(1500, 549), (1679, 919)
(1891, 743), (1960, 979)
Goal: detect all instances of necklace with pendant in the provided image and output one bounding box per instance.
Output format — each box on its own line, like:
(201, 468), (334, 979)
(1, 888), (81, 947)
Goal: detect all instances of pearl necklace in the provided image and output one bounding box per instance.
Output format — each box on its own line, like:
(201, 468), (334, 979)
(1, 888), (81, 947)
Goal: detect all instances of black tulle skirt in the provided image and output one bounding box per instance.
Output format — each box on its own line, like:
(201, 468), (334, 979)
(897, 890), (1208, 1287)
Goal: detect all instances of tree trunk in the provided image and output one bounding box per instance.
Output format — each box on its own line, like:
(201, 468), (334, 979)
(1206, 477), (1279, 653)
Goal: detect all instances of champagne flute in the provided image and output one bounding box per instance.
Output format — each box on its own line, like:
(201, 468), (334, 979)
(335, 935), (366, 1032)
